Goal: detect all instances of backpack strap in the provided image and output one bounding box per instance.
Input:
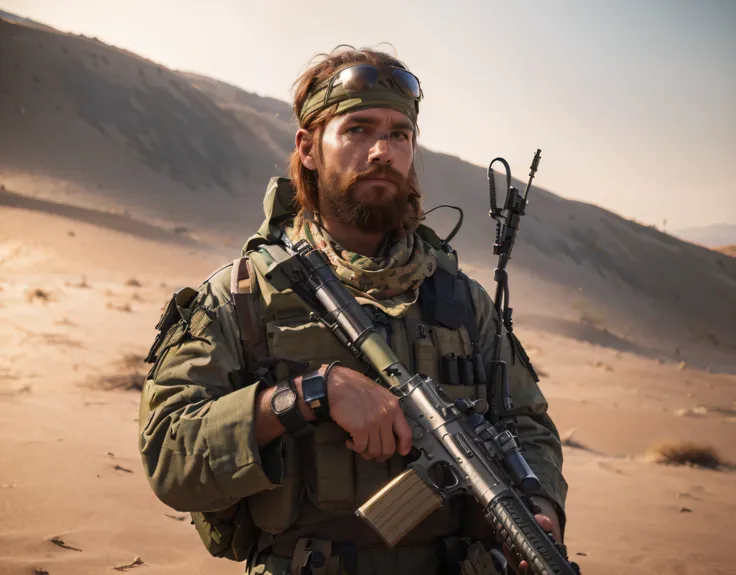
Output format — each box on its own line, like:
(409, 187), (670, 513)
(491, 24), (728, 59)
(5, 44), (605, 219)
(230, 256), (268, 368)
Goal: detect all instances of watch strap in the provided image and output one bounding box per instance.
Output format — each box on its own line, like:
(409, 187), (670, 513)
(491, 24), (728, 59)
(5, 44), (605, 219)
(301, 370), (330, 421)
(271, 379), (313, 438)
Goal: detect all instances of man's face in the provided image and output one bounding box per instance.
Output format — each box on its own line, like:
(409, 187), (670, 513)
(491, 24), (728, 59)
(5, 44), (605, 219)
(314, 107), (416, 233)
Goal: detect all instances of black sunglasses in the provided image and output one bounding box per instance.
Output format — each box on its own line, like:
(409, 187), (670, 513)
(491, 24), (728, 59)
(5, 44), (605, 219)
(331, 64), (422, 100)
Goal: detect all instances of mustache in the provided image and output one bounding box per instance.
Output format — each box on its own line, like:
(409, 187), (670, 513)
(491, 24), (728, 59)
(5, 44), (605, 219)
(352, 164), (406, 186)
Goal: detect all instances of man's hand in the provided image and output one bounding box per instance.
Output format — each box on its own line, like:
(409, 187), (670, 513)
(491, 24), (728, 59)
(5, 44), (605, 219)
(324, 365), (413, 462)
(504, 497), (562, 573)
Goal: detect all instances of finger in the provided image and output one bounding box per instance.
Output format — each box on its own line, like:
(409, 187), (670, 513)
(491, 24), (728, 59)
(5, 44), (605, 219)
(519, 560), (529, 572)
(346, 433), (368, 454)
(376, 422), (397, 462)
(393, 411), (413, 456)
(366, 429), (382, 459)
(534, 513), (560, 542)
(534, 514), (554, 531)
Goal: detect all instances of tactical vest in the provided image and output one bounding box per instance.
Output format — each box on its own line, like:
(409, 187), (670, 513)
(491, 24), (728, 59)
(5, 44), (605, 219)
(193, 178), (489, 561)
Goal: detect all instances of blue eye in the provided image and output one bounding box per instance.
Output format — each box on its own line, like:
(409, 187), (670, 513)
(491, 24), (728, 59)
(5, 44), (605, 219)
(347, 126), (365, 134)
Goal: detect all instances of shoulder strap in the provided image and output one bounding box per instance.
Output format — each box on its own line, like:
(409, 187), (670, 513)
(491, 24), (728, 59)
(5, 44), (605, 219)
(456, 271), (481, 346)
(229, 256), (268, 366)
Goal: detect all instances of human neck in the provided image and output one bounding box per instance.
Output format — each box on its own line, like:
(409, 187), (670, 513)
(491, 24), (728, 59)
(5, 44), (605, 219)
(317, 212), (386, 257)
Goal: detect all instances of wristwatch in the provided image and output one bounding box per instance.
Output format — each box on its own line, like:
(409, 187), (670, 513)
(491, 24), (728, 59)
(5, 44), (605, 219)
(271, 379), (313, 438)
(301, 369), (330, 421)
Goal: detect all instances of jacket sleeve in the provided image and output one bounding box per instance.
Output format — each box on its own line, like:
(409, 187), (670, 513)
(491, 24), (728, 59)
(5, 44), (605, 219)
(138, 266), (283, 513)
(467, 277), (569, 532)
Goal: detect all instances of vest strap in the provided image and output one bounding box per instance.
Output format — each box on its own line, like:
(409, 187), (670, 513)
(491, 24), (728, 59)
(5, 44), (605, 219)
(230, 257), (268, 365)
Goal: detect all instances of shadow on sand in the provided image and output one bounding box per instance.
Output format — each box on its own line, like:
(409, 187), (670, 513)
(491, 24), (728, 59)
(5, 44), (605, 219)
(0, 188), (201, 248)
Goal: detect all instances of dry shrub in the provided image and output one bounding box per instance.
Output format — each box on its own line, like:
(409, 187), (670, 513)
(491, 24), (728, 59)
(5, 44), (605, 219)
(560, 428), (586, 449)
(595, 361), (613, 372)
(26, 288), (53, 303)
(125, 277), (142, 287)
(98, 353), (147, 391)
(646, 440), (723, 470)
(65, 276), (91, 289)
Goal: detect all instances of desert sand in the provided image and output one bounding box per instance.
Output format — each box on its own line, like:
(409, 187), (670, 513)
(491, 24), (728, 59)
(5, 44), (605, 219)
(2, 14), (735, 575)
(2, 189), (735, 575)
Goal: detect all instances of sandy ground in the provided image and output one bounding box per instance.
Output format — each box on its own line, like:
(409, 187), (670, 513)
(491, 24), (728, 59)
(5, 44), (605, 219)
(1, 202), (735, 575)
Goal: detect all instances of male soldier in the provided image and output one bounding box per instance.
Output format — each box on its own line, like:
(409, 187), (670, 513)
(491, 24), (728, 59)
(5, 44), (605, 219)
(139, 47), (568, 575)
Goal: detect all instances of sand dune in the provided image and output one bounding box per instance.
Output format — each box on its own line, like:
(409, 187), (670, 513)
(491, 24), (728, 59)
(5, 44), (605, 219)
(2, 14), (735, 575)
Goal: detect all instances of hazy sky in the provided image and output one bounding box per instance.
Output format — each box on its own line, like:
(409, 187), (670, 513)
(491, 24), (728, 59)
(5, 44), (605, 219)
(3, 0), (735, 229)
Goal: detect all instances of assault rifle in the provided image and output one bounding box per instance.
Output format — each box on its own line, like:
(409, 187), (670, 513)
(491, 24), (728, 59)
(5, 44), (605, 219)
(257, 150), (579, 575)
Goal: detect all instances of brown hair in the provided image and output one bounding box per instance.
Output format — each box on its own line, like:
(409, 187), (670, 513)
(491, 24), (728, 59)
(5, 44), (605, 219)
(287, 46), (424, 233)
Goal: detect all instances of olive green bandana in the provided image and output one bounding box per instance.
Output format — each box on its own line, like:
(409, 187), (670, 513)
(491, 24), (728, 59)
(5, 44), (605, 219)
(300, 89), (418, 127)
(299, 66), (421, 126)
(295, 214), (437, 309)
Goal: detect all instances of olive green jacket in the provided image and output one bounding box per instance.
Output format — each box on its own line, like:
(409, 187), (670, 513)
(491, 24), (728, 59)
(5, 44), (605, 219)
(138, 260), (568, 531)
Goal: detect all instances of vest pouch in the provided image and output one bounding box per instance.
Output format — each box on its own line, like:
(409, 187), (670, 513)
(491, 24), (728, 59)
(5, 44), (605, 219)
(429, 326), (473, 383)
(457, 356), (474, 387)
(266, 318), (364, 378)
(191, 499), (259, 561)
(440, 353), (460, 386)
(302, 422), (357, 514)
(248, 434), (304, 534)
(414, 336), (439, 381)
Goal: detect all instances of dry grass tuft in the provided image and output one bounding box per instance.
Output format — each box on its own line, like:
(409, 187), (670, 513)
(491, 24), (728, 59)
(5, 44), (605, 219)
(25, 288), (53, 303)
(107, 301), (133, 312)
(125, 277), (142, 287)
(97, 353), (147, 391)
(560, 428), (586, 449)
(646, 440), (724, 470)
(594, 361), (614, 372)
(66, 275), (91, 288)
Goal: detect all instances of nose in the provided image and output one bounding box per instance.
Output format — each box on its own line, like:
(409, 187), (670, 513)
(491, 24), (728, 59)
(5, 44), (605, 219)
(368, 134), (393, 165)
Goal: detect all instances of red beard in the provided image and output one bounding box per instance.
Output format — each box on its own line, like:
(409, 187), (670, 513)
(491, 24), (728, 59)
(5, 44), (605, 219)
(319, 164), (412, 233)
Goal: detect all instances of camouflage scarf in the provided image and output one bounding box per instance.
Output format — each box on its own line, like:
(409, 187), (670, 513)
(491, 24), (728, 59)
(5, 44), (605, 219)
(297, 215), (437, 303)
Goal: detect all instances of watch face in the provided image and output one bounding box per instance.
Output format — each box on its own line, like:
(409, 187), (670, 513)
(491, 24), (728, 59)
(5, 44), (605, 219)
(273, 388), (297, 414)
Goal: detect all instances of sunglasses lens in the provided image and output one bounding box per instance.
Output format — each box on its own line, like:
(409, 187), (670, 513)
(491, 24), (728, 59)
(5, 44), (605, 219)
(392, 69), (421, 99)
(340, 65), (379, 91)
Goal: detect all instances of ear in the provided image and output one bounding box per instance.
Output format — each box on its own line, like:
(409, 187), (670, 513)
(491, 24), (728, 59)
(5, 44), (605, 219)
(296, 128), (318, 171)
